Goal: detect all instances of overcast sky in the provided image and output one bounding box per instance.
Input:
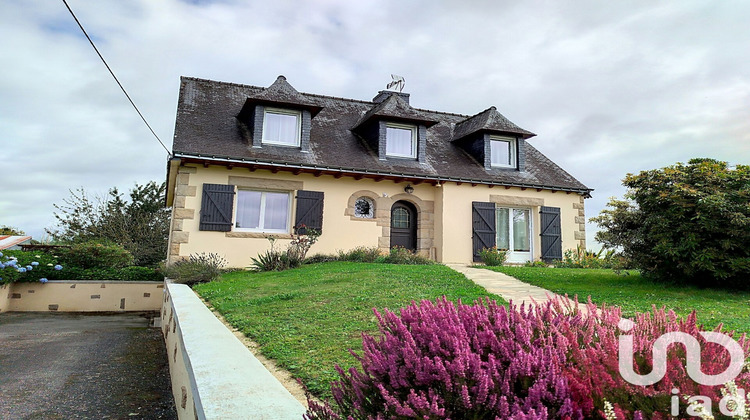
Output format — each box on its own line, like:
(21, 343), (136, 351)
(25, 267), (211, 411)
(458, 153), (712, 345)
(2, 0), (749, 247)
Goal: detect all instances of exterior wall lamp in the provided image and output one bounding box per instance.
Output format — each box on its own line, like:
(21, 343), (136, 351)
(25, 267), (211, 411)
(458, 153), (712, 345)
(404, 184), (414, 194)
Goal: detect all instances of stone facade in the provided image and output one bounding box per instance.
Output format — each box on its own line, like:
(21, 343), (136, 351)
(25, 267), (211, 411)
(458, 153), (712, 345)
(167, 166), (197, 263)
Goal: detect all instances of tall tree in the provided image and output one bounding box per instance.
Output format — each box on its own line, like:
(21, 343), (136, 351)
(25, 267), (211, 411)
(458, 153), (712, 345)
(47, 181), (170, 267)
(591, 158), (750, 288)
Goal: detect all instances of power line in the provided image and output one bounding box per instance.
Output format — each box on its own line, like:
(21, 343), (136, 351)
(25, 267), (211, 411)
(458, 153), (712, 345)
(61, 0), (172, 157)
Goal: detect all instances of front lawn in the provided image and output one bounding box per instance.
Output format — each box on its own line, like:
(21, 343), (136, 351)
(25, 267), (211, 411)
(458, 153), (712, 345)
(485, 266), (750, 334)
(194, 262), (501, 398)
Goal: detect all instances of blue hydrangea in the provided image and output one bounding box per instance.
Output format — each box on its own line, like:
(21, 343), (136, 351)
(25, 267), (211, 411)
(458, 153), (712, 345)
(54, 265), (63, 271)
(0, 251), (3, 257)
(26, 265), (33, 271)
(0, 263), (4, 269)
(18, 267), (26, 273)
(31, 261), (39, 266)
(39, 278), (48, 283)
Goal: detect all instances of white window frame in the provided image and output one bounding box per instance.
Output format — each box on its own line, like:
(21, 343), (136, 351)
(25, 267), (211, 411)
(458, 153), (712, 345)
(490, 136), (517, 168)
(495, 206), (533, 263)
(262, 107), (302, 147)
(233, 189), (293, 234)
(385, 123), (417, 158)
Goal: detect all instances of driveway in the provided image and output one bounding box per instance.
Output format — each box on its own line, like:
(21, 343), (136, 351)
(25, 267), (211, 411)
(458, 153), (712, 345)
(0, 312), (176, 419)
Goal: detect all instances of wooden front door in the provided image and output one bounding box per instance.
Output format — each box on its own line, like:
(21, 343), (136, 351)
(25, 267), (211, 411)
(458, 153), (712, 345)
(390, 201), (417, 251)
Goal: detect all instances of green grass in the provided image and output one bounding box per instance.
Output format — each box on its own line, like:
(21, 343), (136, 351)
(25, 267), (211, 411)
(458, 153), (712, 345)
(485, 266), (750, 334)
(194, 262), (502, 398)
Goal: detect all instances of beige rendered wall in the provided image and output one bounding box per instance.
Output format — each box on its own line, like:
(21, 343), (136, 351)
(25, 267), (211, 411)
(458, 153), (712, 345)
(0, 283), (10, 313)
(169, 165), (437, 267)
(2, 281), (164, 312)
(168, 164), (585, 267)
(438, 182), (586, 264)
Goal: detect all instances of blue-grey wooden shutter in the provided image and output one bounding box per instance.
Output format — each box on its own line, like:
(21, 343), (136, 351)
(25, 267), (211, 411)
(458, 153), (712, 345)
(199, 184), (235, 232)
(540, 206), (562, 262)
(472, 202), (496, 262)
(294, 191), (324, 235)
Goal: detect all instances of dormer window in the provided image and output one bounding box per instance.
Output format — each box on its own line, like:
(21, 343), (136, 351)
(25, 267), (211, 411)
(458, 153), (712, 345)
(262, 108), (301, 146)
(385, 123), (417, 158)
(490, 136), (517, 168)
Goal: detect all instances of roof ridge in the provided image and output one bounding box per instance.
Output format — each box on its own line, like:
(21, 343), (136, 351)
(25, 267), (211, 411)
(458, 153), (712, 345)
(180, 76), (472, 118)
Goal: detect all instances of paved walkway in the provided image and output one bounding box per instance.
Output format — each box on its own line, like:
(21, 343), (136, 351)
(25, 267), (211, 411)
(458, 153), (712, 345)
(446, 264), (561, 306)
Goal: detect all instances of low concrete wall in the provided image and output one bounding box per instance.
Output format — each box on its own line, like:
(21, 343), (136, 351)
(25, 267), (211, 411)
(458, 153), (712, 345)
(162, 283), (306, 420)
(0, 281), (164, 312)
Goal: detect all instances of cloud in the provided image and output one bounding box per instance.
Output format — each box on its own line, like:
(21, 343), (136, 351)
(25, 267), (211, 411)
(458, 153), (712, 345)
(2, 0), (749, 249)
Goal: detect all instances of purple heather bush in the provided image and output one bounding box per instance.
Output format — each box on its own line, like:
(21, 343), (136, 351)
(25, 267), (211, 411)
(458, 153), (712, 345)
(305, 297), (750, 420)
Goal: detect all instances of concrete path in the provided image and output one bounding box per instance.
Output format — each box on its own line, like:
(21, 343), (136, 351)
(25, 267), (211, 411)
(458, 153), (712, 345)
(446, 264), (560, 306)
(0, 312), (176, 419)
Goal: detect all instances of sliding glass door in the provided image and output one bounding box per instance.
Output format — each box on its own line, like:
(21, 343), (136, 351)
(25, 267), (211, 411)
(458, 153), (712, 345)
(496, 207), (532, 263)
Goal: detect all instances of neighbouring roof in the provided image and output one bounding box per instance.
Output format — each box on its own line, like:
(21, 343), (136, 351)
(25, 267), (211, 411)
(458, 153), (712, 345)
(0, 235), (32, 250)
(172, 76), (591, 193)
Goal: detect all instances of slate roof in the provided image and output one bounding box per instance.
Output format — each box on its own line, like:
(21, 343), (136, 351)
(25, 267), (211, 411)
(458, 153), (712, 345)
(352, 93), (438, 131)
(172, 76), (591, 193)
(452, 106), (535, 141)
(240, 75), (323, 117)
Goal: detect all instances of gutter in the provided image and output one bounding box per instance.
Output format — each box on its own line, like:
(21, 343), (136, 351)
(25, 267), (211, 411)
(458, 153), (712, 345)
(171, 151), (594, 197)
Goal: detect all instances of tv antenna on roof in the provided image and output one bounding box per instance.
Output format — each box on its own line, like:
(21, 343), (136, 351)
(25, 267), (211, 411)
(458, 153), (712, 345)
(386, 74), (405, 92)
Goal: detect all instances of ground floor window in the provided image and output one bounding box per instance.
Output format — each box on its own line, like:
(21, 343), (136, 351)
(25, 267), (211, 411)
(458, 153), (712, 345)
(235, 190), (291, 233)
(496, 207), (531, 262)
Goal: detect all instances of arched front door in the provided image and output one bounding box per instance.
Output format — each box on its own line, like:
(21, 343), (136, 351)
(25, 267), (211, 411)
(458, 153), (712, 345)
(390, 201), (417, 252)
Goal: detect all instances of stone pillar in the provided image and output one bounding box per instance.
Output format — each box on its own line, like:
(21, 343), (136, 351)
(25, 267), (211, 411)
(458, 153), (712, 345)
(573, 195), (586, 249)
(167, 166), (198, 264)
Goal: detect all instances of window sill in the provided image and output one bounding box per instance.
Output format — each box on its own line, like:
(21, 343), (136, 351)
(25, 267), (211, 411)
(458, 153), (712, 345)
(386, 154), (417, 160)
(225, 232), (293, 239)
(260, 141), (302, 148)
(349, 215), (378, 222)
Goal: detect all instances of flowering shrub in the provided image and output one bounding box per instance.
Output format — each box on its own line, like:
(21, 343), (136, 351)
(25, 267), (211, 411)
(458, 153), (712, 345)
(0, 251), (63, 284)
(305, 297), (750, 419)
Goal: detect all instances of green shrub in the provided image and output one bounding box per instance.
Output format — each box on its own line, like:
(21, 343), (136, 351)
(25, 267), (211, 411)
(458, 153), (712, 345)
(381, 247), (434, 265)
(60, 241), (134, 269)
(478, 247), (507, 266)
(163, 253), (227, 285)
(524, 260), (549, 267)
(337, 246), (382, 263)
(118, 266), (164, 281)
(592, 158), (750, 288)
(50, 266), (163, 281)
(251, 231), (320, 272)
(305, 254), (339, 264)
(553, 246), (630, 270)
(250, 247), (285, 272)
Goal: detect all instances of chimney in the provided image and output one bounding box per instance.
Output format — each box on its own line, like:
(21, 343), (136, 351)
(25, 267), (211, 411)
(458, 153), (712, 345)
(372, 90), (410, 105)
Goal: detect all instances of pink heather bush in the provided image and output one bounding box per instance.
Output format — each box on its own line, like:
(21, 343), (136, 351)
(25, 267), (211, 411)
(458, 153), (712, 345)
(305, 297), (749, 420)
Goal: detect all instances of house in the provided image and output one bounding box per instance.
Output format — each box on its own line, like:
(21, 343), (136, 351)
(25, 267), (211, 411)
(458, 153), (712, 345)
(165, 76), (591, 266)
(0, 235), (32, 251)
